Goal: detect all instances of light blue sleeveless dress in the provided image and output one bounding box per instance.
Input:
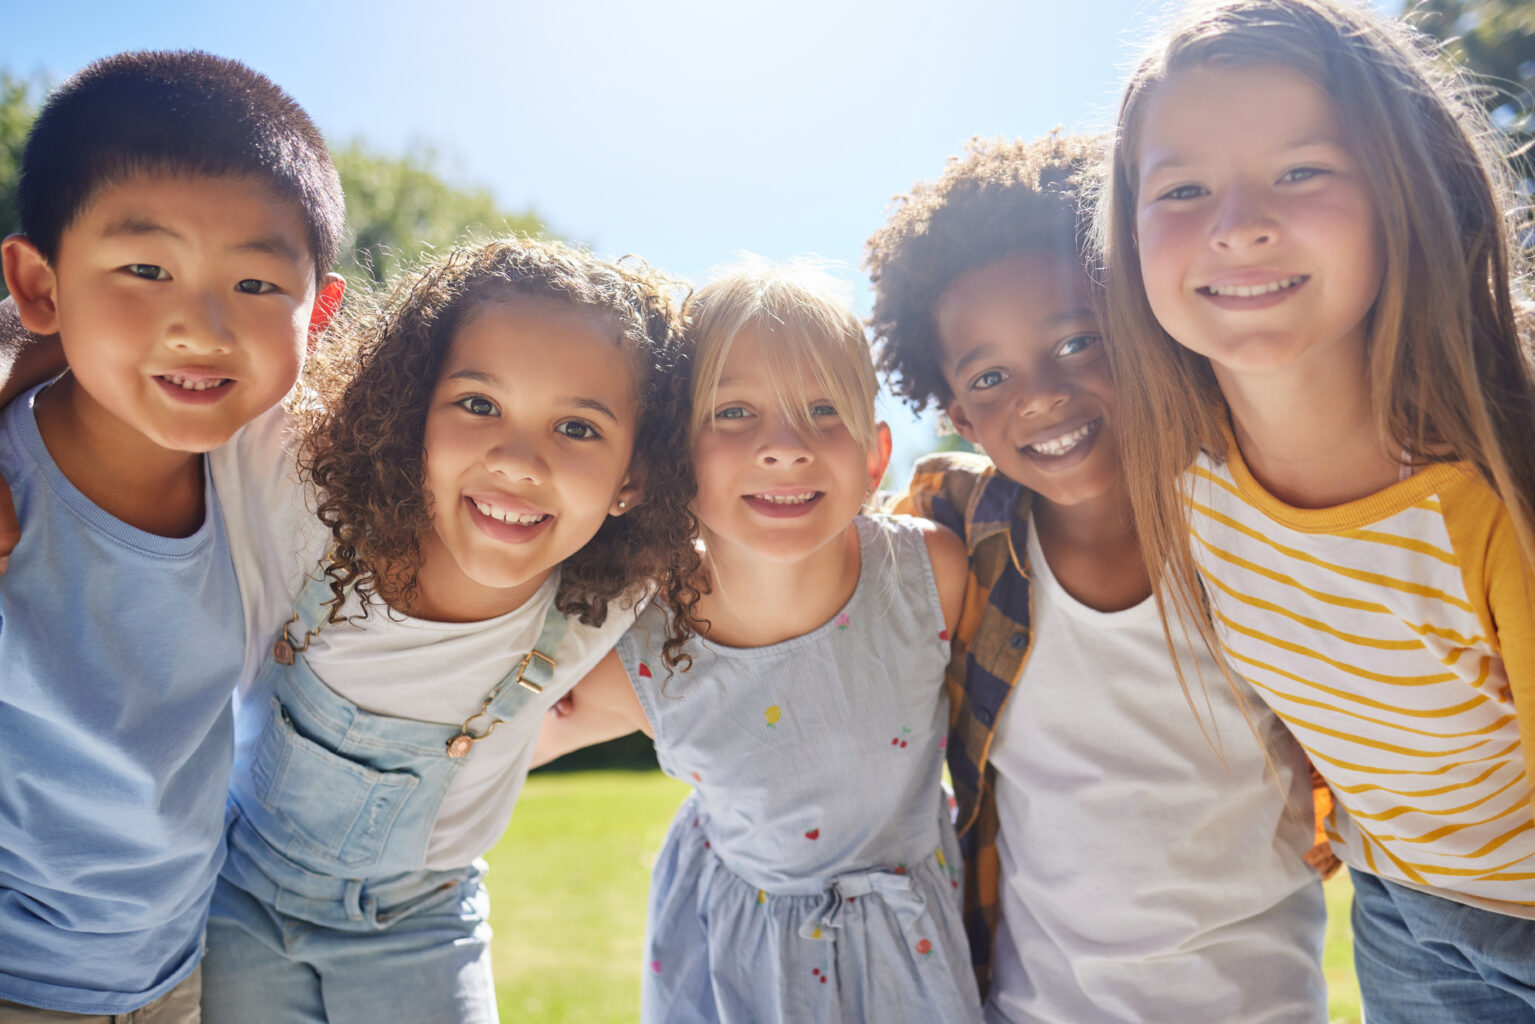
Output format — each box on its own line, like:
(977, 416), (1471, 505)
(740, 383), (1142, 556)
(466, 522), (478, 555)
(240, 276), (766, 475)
(617, 514), (981, 1023)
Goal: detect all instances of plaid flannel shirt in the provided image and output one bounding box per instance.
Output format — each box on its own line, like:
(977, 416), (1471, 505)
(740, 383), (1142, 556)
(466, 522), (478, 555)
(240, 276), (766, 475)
(892, 451), (1033, 996)
(893, 451), (1339, 998)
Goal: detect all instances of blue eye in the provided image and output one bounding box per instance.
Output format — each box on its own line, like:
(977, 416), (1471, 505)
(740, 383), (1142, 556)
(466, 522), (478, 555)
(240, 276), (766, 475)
(557, 420), (600, 441)
(1158, 184), (1206, 201)
(971, 369), (1006, 391)
(126, 264), (169, 280)
(1058, 334), (1101, 357)
(1279, 166), (1326, 184)
(716, 406), (749, 420)
(235, 279), (277, 295)
(455, 396), (497, 417)
(810, 403), (838, 417)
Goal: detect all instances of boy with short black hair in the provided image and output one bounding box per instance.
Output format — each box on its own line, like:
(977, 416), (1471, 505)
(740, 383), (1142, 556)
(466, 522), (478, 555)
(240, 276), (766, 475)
(868, 135), (1330, 1023)
(0, 50), (343, 1020)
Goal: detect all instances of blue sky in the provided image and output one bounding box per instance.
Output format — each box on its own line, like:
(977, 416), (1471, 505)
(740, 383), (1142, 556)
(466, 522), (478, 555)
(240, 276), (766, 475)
(4, 0), (1191, 474)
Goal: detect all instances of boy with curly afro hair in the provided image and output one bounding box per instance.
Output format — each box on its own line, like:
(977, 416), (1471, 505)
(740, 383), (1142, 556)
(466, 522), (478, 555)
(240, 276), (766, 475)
(869, 135), (1332, 1022)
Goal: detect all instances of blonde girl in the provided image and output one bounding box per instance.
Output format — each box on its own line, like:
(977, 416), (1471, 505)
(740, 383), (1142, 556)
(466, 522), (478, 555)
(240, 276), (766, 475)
(536, 260), (982, 1023)
(1101, 0), (1535, 1018)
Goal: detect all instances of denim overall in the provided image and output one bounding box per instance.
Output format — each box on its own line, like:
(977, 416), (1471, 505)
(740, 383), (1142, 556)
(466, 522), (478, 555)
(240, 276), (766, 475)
(201, 571), (568, 1024)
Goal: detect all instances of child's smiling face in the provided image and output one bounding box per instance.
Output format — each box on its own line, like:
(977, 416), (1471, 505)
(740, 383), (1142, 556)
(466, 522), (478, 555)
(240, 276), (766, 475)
(1132, 63), (1384, 392)
(417, 300), (640, 621)
(691, 330), (881, 565)
(10, 171), (323, 454)
(937, 251), (1121, 511)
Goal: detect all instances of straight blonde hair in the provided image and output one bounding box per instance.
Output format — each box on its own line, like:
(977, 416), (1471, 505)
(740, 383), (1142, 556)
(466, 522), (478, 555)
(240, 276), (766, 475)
(687, 257), (879, 456)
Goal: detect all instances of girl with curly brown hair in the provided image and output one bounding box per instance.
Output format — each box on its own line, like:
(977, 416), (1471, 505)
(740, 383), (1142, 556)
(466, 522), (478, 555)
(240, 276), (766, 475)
(194, 237), (700, 1023)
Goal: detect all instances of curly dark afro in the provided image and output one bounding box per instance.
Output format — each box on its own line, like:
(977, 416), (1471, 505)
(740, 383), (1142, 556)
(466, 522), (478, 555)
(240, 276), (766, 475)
(865, 133), (1107, 414)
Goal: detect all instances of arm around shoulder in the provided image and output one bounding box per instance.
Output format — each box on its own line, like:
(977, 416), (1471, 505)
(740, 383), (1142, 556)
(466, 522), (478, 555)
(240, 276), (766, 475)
(530, 648), (655, 768)
(918, 518), (969, 637)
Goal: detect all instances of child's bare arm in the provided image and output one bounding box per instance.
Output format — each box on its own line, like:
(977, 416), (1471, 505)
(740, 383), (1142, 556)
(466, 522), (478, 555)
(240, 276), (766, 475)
(0, 296), (66, 408)
(919, 520), (969, 639)
(531, 648), (654, 768)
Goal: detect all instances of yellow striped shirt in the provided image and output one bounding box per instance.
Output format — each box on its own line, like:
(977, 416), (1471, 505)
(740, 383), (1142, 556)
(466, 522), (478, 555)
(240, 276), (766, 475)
(1187, 445), (1535, 916)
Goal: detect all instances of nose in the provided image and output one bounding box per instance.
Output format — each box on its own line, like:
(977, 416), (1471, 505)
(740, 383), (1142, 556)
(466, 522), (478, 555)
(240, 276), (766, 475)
(1015, 366), (1071, 419)
(166, 292), (236, 356)
(756, 416), (814, 467)
(1210, 184), (1277, 251)
(485, 431), (549, 484)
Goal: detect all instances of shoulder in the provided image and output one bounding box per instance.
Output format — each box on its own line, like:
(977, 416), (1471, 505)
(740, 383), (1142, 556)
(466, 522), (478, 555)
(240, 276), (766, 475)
(890, 450), (998, 533)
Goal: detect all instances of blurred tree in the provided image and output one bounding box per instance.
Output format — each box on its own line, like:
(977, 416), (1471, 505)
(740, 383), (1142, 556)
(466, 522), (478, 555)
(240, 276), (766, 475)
(0, 73), (42, 294)
(331, 142), (546, 287)
(1410, 0), (1535, 211)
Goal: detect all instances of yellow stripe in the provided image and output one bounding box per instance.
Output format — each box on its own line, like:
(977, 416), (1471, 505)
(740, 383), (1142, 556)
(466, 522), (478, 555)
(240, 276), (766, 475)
(1204, 572), (1421, 651)
(1217, 612), (1457, 687)
(1332, 526), (1457, 565)
(1228, 648), (1494, 719)
(1330, 761), (1507, 798)
(1189, 501), (1476, 613)
(1374, 801), (1531, 847)
(1308, 740), (1524, 777)
(1243, 673), (1513, 742)
(1265, 703), (1501, 758)
(1344, 773), (1526, 822)
(1398, 830), (1535, 873)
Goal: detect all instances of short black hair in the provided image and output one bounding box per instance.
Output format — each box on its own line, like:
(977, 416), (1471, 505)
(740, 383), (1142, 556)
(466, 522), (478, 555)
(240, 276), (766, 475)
(18, 50), (344, 278)
(865, 133), (1105, 413)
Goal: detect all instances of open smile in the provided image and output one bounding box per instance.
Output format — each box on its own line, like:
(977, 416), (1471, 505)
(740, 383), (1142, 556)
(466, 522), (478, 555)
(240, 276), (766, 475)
(1197, 275), (1308, 309)
(154, 372), (235, 404)
(1018, 417), (1103, 468)
(465, 495), (555, 542)
(742, 490), (824, 518)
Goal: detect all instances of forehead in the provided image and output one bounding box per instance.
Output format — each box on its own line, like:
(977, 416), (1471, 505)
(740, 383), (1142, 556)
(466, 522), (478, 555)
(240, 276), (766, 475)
(1136, 63), (1344, 175)
(450, 299), (637, 400)
(64, 170), (314, 266)
(935, 251), (1097, 364)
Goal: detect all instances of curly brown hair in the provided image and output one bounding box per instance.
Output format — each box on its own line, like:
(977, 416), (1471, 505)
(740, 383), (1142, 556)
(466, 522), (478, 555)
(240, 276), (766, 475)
(298, 237), (703, 667)
(865, 133), (1107, 414)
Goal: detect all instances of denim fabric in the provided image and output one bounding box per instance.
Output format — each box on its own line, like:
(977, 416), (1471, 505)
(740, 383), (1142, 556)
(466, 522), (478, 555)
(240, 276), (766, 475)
(203, 572), (565, 1022)
(1351, 868), (1535, 1023)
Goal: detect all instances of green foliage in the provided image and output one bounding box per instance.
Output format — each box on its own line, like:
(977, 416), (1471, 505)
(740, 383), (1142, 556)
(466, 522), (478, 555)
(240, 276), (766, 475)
(0, 73), (42, 297)
(1410, 0), (1535, 195)
(332, 142), (545, 287)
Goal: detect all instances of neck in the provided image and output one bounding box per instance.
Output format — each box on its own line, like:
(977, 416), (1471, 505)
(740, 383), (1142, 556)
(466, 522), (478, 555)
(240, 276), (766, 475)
(1031, 477), (1149, 612)
(1217, 343), (1400, 508)
(33, 375), (205, 537)
(696, 521), (861, 647)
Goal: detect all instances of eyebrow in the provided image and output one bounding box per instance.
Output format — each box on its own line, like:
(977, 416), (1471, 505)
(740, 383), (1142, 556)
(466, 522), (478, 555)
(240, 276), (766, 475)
(444, 369), (620, 423)
(1140, 134), (1348, 181)
(99, 216), (303, 263)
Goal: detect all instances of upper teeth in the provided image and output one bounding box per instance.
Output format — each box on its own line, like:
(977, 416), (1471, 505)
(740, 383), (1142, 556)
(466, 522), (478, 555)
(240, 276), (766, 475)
(473, 500), (547, 525)
(1204, 276), (1304, 298)
(1028, 421), (1097, 457)
(163, 374), (228, 391)
(754, 492), (816, 504)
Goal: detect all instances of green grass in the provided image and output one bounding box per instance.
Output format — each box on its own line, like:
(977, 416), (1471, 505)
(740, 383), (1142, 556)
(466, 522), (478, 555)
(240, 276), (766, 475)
(487, 770), (1364, 1023)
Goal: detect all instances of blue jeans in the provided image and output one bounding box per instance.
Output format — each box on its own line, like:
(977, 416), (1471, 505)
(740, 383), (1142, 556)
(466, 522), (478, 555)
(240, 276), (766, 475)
(200, 877), (495, 1024)
(1350, 868), (1535, 1023)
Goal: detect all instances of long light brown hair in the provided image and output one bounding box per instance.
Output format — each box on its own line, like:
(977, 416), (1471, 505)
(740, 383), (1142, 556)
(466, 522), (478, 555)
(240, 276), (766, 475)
(1099, 0), (1535, 656)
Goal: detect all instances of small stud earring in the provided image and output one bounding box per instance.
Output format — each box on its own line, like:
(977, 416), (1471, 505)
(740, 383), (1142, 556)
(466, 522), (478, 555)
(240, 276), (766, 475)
(617, 500), (627, 511)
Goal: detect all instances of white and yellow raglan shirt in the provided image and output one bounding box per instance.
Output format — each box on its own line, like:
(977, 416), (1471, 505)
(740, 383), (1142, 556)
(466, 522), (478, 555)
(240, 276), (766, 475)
(1185, 435), (1535, 917)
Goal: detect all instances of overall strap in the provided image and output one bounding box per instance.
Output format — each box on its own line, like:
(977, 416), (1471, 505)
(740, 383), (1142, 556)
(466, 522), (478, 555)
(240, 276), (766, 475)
(443, 597), (572, 758)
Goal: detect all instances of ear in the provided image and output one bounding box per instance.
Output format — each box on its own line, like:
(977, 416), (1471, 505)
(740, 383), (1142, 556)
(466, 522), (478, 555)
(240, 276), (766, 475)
(944, 399), (981, 446)
(867, 420), (893, 493)
(609, 475), (642, 517)
(307, 274), (346, 350)
(2, 236), (61, 336)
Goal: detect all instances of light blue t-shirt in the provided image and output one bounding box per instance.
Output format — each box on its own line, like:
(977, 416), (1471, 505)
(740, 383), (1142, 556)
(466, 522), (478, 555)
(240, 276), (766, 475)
(0, 384), (243, 1014)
